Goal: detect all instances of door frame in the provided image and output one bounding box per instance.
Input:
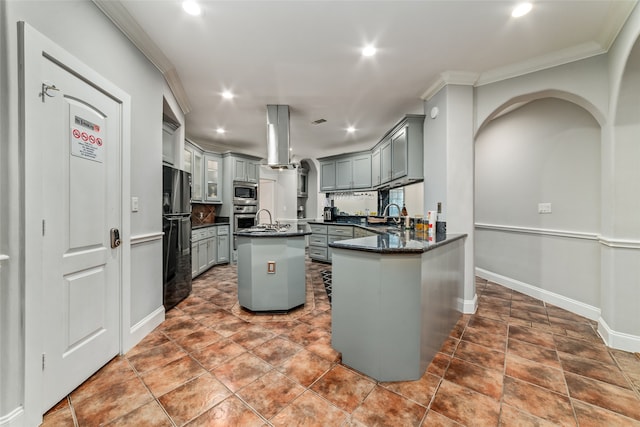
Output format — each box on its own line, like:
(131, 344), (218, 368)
(19, 22), (132, 425)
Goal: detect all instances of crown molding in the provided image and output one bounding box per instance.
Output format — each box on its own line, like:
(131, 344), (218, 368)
(92, 0), (191, 114)
(421, 71), (479, 101)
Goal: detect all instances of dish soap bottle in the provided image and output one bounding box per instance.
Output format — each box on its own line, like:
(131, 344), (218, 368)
(401, 204), (410, 228)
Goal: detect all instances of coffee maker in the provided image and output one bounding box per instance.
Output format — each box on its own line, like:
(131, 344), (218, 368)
(323, 206), (338, 221)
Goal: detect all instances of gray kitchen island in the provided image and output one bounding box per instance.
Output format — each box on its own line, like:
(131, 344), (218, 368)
(235, 227), (311, 312)
(329, 230), (466, 382)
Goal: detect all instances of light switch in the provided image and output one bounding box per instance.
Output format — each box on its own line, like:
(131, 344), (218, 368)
(538, 203), (551, 214)
(131, 196), (139, 212)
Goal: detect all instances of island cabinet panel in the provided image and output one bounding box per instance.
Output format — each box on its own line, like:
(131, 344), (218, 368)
(330, 236), (464, 382)
(216, 225), (230, 263)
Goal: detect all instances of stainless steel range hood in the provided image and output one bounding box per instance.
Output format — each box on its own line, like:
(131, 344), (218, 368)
(266, 104), (294, 169)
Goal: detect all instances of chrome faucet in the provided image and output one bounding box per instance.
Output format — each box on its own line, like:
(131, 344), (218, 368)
(382, 203), (402, 224)
(255, 208), (273, 226)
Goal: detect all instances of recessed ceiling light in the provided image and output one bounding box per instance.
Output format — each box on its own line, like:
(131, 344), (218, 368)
(347, 126), (356, 133)
(512, 2), (532, 18)
(222, 90), (234, 99)
(362, 45), (377, 57)
(182, 1), (201, 16)
(216, 127), (226, 134)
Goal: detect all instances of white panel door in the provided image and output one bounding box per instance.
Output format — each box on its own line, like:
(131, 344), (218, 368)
(40, 54), (121, 411)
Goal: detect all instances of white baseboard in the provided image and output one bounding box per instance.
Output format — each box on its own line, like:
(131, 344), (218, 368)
(475, 268), (601, 321)
(476, 268), (640, 352)
(0, 407), (24, 427)
(124, 305), (165, 353)
(598, 317), (640, 353)
(458, 294), (478, 314)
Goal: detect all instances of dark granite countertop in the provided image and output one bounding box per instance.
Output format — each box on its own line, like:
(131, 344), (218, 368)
(235, 230), (311, 238)
(328, 231), (466, 254)
(192, 222), (230, 229)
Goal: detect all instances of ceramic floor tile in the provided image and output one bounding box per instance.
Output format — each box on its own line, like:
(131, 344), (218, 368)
(427, 352), (452, 377)
(73, 375), (154, 426)
(545, 304), (591, 323)
(70, 356), (138, 404)
(209, 317), (252, 337)
(498, 404), (559, 427)
(508, 324), (556, 349)
(191, 338), (246, 370)
(444, 357), (503, 400)
(172, 327), (224, 354)
(467, 315), (509, 336)
(126, 329), (170, 357)
(211, 352), (273, 392)
(461, 326), (507, 352)
(271, 390), (347, 426)
(507, 338), (561, 369)
(475, 305), (511, 322)
(251, 336), (303, 366)
(559, 350), (632, 389)
(381, 370), (441, 408)
(422, 410), (464, 426)
(158, 373), (231, 426)
(277, 349), (333, 387)
(438, 336), (460, 356)
(553, 335), (614, 365)
(572, 399), (640, 427)
(104, 400), (173, 427)
(41, 400), (75, 427)
(449, 315), (470, 340)
(237, 370), (305, 419)
(511, 291), (546, 306)
(127, 340), (187, 374)
(452, 339), (505, 372)
(141, 354), (207, 397)
(510, 308), (550, 325)
(160, 315), (206, 339)
(351, 385), (426, 427)
(311, 364), (376, 413)
(505, 353), (567, 394)
(564, 371), (640, 421)
(229, 324), (276, 349)
(430, 379), (500, 427)
(185, 396), (265, 427)
(305, 333), (341, 362)
(511, 300), (548, 315)
(502, 376), (576, 426)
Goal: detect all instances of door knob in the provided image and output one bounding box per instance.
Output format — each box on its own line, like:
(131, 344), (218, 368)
(110, 228), (121, 248)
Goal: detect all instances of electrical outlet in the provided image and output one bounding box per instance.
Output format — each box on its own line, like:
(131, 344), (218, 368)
(267, 261), (276, 274)
(538, 203), (552, 214)
(131, 196), (139, 212)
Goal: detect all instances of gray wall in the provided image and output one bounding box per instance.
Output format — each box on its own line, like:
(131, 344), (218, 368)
(475, 98), (601, 307)
(1, 0), (166, 423)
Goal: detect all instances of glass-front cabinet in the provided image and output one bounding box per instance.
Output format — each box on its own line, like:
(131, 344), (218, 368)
(205, 153), (222, 203)
(193, 150), (203, 201)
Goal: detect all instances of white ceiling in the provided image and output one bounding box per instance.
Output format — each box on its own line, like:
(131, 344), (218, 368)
(96, 0), (636, 161)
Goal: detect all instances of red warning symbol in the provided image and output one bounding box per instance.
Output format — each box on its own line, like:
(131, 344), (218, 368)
(89, 135), (96, 144)
(72, 129), (81, 139)
(96, 138), (103, 147)
(81, 132), (88, 142)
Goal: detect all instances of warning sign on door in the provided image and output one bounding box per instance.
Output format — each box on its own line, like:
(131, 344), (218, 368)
(70, 114), (104, 163)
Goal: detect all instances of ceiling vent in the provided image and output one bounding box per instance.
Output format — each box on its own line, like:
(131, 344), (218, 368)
(311, 118), (327, 125)
(266, 105), (294, 169)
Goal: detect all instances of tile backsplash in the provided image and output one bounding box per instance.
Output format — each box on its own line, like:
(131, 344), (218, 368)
(191, 204), (216, 226)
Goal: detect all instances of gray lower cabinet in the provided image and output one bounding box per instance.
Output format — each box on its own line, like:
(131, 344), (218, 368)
(192, 224), (230, 278)
(309, 223), (355, 263)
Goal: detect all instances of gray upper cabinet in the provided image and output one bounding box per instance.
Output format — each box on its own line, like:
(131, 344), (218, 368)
(318, 114), (424, 192)
(371, 148), (381, 187)
(186, 140), (223, 204)
(233, 157), (259, 183)
(321, 153), (371, 191)
(320, 160), (336, 191)
(204, 153), (222, 203)
(391, 127), (408, 180)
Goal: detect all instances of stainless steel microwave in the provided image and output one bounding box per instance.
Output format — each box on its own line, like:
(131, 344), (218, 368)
(233, 181), (258, 205)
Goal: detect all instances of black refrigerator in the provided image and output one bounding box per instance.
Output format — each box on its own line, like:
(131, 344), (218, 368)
(162, 165), (192, 310)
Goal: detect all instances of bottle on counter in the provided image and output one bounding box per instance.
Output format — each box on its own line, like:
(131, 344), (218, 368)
(401, 204), (410, 228)
(436, 202), (446, 240)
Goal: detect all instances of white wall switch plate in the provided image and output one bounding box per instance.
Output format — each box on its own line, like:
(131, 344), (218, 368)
(538, 203), (552, 214)
(131, 196), (139, 212)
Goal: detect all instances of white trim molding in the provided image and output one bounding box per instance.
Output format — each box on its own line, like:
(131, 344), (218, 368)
(598, 236), (640, 249)
(475, 223), (599, 241)
(131, 232), (164, 246)
(124, 305), (165, 354)
(598, 317), (640, 353)
(476, 268), (601, 321)
(458, 294), (478, 315)
(0, 407), (24, 427)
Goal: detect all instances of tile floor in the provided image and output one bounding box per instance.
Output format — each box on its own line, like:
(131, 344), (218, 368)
(43, 258), (640, 426)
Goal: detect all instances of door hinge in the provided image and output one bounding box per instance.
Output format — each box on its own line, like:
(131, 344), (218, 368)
(42, 353), (46, 370)
(42, 219), (45, 236)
